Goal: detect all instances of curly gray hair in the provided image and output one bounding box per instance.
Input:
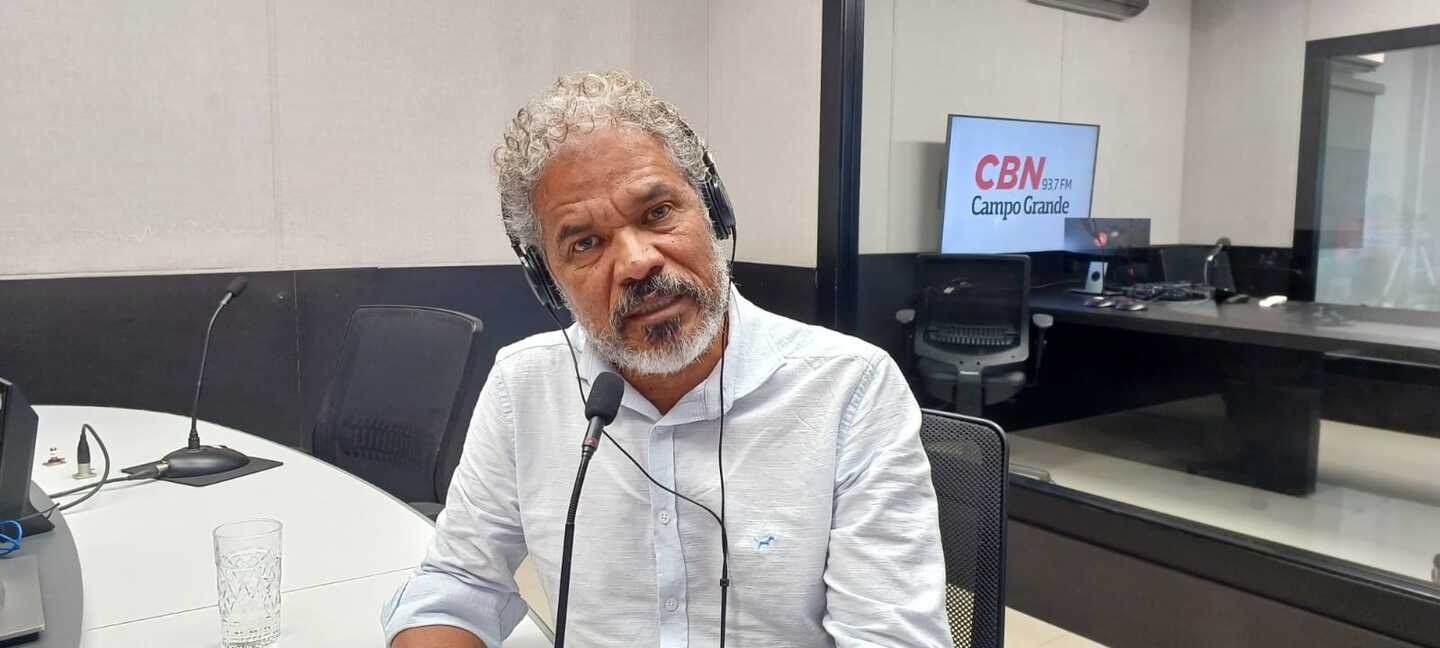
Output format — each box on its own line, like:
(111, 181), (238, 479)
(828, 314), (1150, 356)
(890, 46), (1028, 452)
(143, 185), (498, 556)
(494, 70), (711, 254)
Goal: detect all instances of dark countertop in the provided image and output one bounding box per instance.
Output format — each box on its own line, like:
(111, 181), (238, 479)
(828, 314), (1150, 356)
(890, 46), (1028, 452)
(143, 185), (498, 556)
(1029, 286), (1440, 367)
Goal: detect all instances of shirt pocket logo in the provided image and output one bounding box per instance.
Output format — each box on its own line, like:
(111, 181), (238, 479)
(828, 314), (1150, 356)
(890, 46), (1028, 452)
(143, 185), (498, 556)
(753, 534), (777, 552)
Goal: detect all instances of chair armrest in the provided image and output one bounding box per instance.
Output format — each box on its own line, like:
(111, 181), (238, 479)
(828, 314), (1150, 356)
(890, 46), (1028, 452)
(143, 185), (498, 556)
(408, 501), (445, 521)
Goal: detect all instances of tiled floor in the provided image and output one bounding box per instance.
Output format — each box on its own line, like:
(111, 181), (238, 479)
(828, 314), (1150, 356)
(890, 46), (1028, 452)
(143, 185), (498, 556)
(515, 558), (1104, 646)
(1011, 417), (1440, 584)
(1005, 608), (1106, 647)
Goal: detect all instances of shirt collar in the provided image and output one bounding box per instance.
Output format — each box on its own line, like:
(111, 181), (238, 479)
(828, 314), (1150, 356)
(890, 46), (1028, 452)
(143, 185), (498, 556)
(570, 286), (785, 423)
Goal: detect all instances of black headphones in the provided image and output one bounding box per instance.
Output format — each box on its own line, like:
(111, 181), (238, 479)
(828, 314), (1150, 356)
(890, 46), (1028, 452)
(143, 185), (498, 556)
(507, 123), (737, 311)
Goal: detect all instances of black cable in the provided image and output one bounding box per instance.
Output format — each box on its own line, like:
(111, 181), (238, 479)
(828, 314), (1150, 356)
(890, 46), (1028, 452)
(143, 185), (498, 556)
(55, 423), (111, 513)
(47, 476), (129, 500)
(544, 237), (736, 645)
(23, 424), (111, 522)
(717, 228), (738, 646)
(716, 334), (731, 645)
(46, 425), (167, 510)
(594, 429), (724, 527)
(21, 502), (61, 523)
(545, 306), (588, 404)
(548, 305), (729, 530)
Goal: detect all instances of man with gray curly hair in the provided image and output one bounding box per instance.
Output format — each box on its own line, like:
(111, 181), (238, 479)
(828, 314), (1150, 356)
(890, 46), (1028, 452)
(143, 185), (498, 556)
(385, 71), (951, 648)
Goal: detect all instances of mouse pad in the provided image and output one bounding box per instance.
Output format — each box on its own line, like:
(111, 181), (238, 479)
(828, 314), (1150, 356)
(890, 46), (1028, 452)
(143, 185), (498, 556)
(122, 456), (283, 487)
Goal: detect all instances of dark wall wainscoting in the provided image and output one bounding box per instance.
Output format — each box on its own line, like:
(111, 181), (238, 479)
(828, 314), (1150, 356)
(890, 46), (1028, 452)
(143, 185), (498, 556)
(855, 253), (920, 364)
(0, 270), (308, 445)
(0, 262), (815, 449)
(731, 261), (817, 325)
(1007, 518), (1427, 648)
(0, 265), (556, 449)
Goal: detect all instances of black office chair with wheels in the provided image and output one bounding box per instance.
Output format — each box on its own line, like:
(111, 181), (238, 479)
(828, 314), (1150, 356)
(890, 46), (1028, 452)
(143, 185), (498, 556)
(902, 255), (1052, 416)
(312, 305), (485, 520)
(921, 408), (1008, 648)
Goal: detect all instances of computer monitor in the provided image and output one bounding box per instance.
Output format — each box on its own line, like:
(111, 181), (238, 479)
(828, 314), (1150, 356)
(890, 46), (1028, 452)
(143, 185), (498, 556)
(1062, 218), (1152, 256)
(940, 114), (1100, 254)
(0, 379), (53, 536)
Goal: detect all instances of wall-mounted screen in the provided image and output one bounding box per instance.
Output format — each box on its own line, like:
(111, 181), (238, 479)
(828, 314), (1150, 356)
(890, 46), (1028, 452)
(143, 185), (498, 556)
(940, 115), (1100, 254)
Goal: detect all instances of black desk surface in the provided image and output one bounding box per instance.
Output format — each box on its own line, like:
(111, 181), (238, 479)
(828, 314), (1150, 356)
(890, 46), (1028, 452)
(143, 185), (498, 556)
(1029, 287), (1440, 367)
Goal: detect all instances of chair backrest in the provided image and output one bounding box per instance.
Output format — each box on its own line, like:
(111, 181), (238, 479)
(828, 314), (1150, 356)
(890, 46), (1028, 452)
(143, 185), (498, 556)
(920, 408), (1008, 648)
(914, 254), (1031, 371)
(312, 305), (484, 504)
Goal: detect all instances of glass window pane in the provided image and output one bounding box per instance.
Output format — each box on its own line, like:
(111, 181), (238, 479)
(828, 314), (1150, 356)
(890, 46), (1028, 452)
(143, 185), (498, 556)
(1316, 46), (1440, 311)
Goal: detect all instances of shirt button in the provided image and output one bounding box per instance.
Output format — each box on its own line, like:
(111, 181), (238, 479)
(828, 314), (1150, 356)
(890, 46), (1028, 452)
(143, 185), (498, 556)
(665, 598), (679, 612)
(658, 511), (672, 525)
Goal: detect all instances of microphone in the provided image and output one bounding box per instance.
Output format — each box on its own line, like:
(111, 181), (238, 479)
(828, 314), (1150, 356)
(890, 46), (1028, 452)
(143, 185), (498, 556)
(189, 276), (248, 445)
(158, 276), (253, 479)
(1205, 237), (1232, 264)
(555, 372), (625, 648)
(581, 372), (624, 453)
(1203, 237), (1231, 290)
(221, 275), (248, 305)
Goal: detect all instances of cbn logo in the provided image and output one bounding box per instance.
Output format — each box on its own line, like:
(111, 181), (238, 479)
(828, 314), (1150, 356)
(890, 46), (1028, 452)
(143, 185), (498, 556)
(974, 154), (1046, 190)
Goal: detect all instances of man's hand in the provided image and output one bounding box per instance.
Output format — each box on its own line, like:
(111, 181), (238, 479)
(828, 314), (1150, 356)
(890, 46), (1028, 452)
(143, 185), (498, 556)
(391, 625), (486, 648)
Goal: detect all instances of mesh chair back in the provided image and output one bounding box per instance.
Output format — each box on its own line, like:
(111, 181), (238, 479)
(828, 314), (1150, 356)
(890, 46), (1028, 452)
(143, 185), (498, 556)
(313, 306), (484, 504)
(921, 408), (1008, 648)
(914, 255), (1031, 370)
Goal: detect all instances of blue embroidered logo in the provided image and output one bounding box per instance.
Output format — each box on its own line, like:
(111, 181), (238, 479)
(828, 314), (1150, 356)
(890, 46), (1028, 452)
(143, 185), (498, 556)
(754, 534), (776, 551)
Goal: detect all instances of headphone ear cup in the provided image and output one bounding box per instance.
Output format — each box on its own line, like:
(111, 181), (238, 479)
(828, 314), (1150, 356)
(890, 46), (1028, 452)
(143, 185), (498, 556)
(706, 175), (737, 240)
(518, 246), (563, 311)
(700, 153), (737, 240)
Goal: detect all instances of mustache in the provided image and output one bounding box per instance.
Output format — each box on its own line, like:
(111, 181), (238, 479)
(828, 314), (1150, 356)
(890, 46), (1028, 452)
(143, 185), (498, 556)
(610, 272), (704, 326)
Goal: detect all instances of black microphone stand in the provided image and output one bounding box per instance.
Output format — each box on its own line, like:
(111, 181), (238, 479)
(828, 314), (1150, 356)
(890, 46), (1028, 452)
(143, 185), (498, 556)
(553, 438), (598, 648)
(158, 278), (251, 478)
(554, 372), (624, 648)
(1203, 237), (1231, 289)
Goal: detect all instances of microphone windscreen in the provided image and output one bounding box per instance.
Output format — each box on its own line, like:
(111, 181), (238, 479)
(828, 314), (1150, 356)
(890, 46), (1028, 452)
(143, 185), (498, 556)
(226, 276), (249, 298)
(585, 372), (625, 424)
(1216, 237), (1232, 247)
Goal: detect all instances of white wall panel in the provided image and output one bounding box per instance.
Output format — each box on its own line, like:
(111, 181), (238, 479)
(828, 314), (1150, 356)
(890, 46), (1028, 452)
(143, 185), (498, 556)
(0, 1), (716, 277)
(1179, 0), (1440, 246)
(862, 0), (1192, 254)
(0, 1), (276, 276)
(707, 0), (823, 267)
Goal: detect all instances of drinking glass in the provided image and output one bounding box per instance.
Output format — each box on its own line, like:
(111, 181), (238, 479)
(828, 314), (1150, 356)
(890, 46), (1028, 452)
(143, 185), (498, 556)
(213, 518), (282, 648)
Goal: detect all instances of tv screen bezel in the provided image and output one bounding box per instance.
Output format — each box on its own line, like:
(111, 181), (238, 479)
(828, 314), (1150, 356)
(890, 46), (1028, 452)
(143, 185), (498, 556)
(939, 113), (1102, 254)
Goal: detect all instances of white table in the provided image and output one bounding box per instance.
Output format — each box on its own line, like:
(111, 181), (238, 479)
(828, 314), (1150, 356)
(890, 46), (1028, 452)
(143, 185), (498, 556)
(32, 405), (552, 647)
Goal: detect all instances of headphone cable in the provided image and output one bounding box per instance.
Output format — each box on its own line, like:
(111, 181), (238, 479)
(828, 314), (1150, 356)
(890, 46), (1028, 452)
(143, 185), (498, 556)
(544, 285), (733, 646)
(716, 228), (738, 646)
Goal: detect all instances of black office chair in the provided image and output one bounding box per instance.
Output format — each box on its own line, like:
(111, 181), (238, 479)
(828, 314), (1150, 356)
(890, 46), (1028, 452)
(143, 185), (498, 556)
(901, 255), (1052, 416)
(921, 408), (1008, 648)
(312, 306), (485, 520)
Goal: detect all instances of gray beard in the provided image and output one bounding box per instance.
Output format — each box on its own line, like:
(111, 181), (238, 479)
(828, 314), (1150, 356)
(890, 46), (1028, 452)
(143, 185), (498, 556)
(574, 238), (731, 377)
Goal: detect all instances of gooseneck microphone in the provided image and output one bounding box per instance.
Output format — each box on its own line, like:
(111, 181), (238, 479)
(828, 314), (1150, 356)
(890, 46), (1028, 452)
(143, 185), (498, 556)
(554, 371), (625, 648)
(159, 276), (252, 479)
(1205, 236), (1232, 265)
(1203, 237), (1231, 288)
(189, 276), (247, 448)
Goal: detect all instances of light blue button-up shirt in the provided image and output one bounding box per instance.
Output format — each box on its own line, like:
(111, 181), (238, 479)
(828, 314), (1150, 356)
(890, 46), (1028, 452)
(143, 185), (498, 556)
(383, 289), (952, 647)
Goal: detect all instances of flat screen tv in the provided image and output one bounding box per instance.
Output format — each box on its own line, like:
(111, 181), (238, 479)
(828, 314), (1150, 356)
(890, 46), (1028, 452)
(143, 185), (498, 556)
(940, 114), (1100, 254)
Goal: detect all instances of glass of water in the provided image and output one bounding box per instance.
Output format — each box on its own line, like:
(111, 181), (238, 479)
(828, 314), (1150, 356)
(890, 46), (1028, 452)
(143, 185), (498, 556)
(214, 519), (283, 648)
